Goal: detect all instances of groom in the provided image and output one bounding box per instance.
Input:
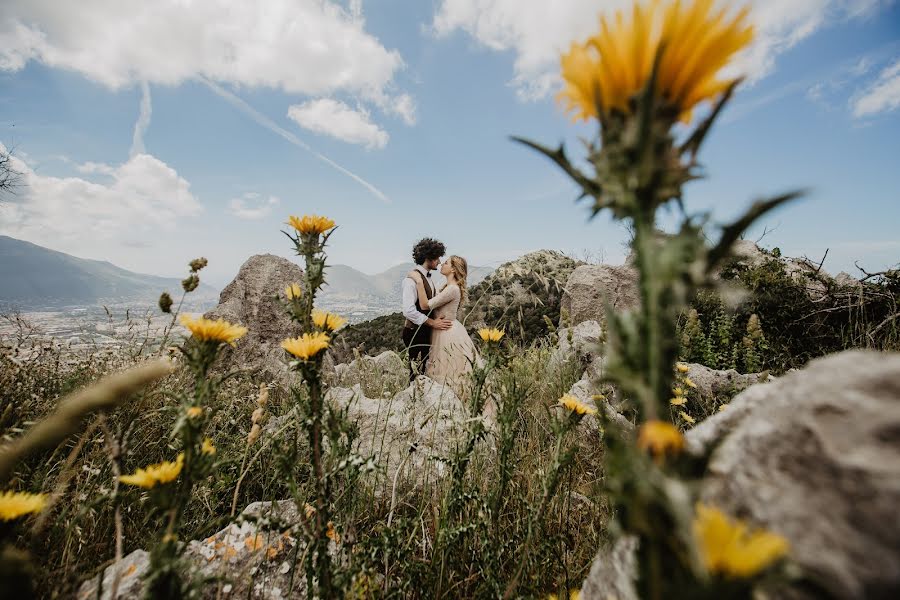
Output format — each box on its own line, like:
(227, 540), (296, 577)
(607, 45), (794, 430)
(401, 237), (452, 381)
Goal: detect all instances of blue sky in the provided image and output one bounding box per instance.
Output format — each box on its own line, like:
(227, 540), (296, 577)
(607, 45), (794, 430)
(1, 0), (898, 289)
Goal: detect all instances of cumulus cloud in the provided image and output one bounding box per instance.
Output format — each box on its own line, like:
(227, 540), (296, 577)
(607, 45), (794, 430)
(228, 193), (280, 220)
(0, 0), (405, 101)
(0, 143), (202, 261)
(287, 99), (389, 149)
(851, 58), (900, 118)
(432, 0), (889, 100)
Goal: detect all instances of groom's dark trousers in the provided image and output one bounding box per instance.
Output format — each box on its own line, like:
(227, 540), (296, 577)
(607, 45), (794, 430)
(402, 323), (431, 382)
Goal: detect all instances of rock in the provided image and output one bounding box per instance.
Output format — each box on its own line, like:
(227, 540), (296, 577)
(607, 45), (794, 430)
(689, 350), (900, 598)
(330, 351), (408, 398)
(79, 501), (310, 599)
(204, 254), (305, 389)
(579, 536), (639, 600)
(555, 320), (603, 363)
(682, 363), (768, 413)
(561, 264), (639, 327)
(581, 350), (900, 599)
(566, 376), (632, 432)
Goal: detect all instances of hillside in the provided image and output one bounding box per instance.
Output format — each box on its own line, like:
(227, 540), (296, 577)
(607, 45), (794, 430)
(0, 235), (218, 309)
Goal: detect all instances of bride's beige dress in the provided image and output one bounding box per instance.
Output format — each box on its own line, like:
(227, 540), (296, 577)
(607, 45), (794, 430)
(425, 284), (478, 389)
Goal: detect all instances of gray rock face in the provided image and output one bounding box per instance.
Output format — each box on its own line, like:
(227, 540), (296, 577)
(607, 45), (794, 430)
(204, 254), (304, 388)
(330, 350), (408, 398)
(689, 350), (900, 599)
(682, 363), (769, 413)
(79, 501), (310, 599)
(561, 264), (639, 327)
(581, 350), (900, 599)
(579, 536), (639, 600)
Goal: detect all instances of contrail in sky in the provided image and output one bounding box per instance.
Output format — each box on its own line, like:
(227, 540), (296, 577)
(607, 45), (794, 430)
(200, 77), (390, 204)
(130, 81), (151, 157)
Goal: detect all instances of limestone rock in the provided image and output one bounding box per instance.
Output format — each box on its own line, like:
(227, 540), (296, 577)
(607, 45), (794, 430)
(330, 350), (408, 398)
(79, 501), (309, 599)
(682, 362), (769, 412)
(204, 254), (304, 388)
(581, 350), (900, 599)
(579, 536), (639, 600)
(690, 350), (900, 598)
(561, 264), (639, 327)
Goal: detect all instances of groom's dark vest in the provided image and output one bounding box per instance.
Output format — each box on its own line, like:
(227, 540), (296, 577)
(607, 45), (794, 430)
(404, 270), (434, 330)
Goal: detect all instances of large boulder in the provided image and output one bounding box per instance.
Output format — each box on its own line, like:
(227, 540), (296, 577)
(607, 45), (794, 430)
(561, 264), (639, 327)
(330, 350), (408, 398)
(681, 363), (769, 416)
(204, 254), (304, 388)
(581, 350), (900, 599)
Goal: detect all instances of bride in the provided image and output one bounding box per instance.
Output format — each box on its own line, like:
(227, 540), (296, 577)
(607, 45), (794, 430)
(414, 255), (479, 389)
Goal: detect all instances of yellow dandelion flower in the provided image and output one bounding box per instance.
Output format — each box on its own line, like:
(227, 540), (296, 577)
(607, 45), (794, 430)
(684, 376), (698, 389)
(718, 403), (729, 412)
(569, 591), (581, 600)
(312, 309), (347, 332)
(680, 410), (696, 425)
(287, 215), (336, 235)
(119, 453), (185, 488)
(0, 490), (47, 521)
(201, 438), (216, 455)
(179, 314), (247, 346)
(670, 396), (687, 406)
(186, 406), (203, 418)
(558, 0), (754, 123)
(694, 503), (789, 578)
(673, 387), (685, 397)
(281, 332), (330, 360)
(558, 393), (598, 416)
(677, 362), (690, 373)
(285, 283), (303, 300)
(637, 420), (684, 462)
(326, 521), (340, 543)
(477, 328), (505, 343)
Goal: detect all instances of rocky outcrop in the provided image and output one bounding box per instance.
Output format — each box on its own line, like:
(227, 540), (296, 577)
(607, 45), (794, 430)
(330, 350), (408, 398)
(682, 362), (768, 411)
(560, 263), (639, 327)
(204, 254), (304, 388)
(79, 500), (313, 599)
(580, 350), (900, 599)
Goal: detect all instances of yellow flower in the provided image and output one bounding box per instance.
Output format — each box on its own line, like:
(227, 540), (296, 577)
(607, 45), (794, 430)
(684, 376), (698, 389)
(201, 438), (216, 455)
(718, 403), (729, 412)
(0, 490), (47, 521)
(558, 393), (598, 416)
(312, 309), (347, 332)
(677, 362), (690, 373)
(179, 314), (248, 346)
(558, 0), (754, 123)
(670, 396), (687, 406)
(637, 420), (684, 462)
(287, 215), (336, 235)
(477, 328), (505, 343)
(186, 406), (203, 418)
(673, 387), (685, 397)
(679, 410), (696, 425)
(119, 453), (185, 488)
(285, 283), (303, 300)
(693, 503), (789, 578)
(281, 332), (330, 360)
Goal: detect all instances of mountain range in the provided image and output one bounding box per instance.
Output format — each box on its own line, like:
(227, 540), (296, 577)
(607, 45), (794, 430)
(0, 236), (494, 315)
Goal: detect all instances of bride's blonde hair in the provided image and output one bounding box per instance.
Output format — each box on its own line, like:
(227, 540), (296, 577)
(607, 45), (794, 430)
(445, 255), (468, 306)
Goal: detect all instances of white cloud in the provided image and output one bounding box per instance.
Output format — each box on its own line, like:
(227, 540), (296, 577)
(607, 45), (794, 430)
(0, 143), (202, 262)
(287, 99), (389, 149)
(851, 58), (900, 118)
(228, 193), (280, 220)
(432, 0), (889, 100)
(0, 0), (408, 104)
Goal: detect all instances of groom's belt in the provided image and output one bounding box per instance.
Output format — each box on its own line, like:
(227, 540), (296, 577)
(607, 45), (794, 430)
(404, 318), (431, 330)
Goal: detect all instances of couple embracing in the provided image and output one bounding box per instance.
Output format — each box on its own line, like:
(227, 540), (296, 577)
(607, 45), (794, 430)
(400, 238), (478, 388)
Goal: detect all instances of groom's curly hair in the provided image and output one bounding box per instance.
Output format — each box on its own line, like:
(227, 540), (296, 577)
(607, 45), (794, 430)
(412, 238), (446, 265)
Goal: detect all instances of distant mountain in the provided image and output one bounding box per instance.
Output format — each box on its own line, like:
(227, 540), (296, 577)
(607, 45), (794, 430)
(318, 262), (494, 316)
(0, 236), (218, 310)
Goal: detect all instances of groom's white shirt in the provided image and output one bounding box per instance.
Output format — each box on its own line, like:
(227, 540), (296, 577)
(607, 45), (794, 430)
(401, 265), (434, 326)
